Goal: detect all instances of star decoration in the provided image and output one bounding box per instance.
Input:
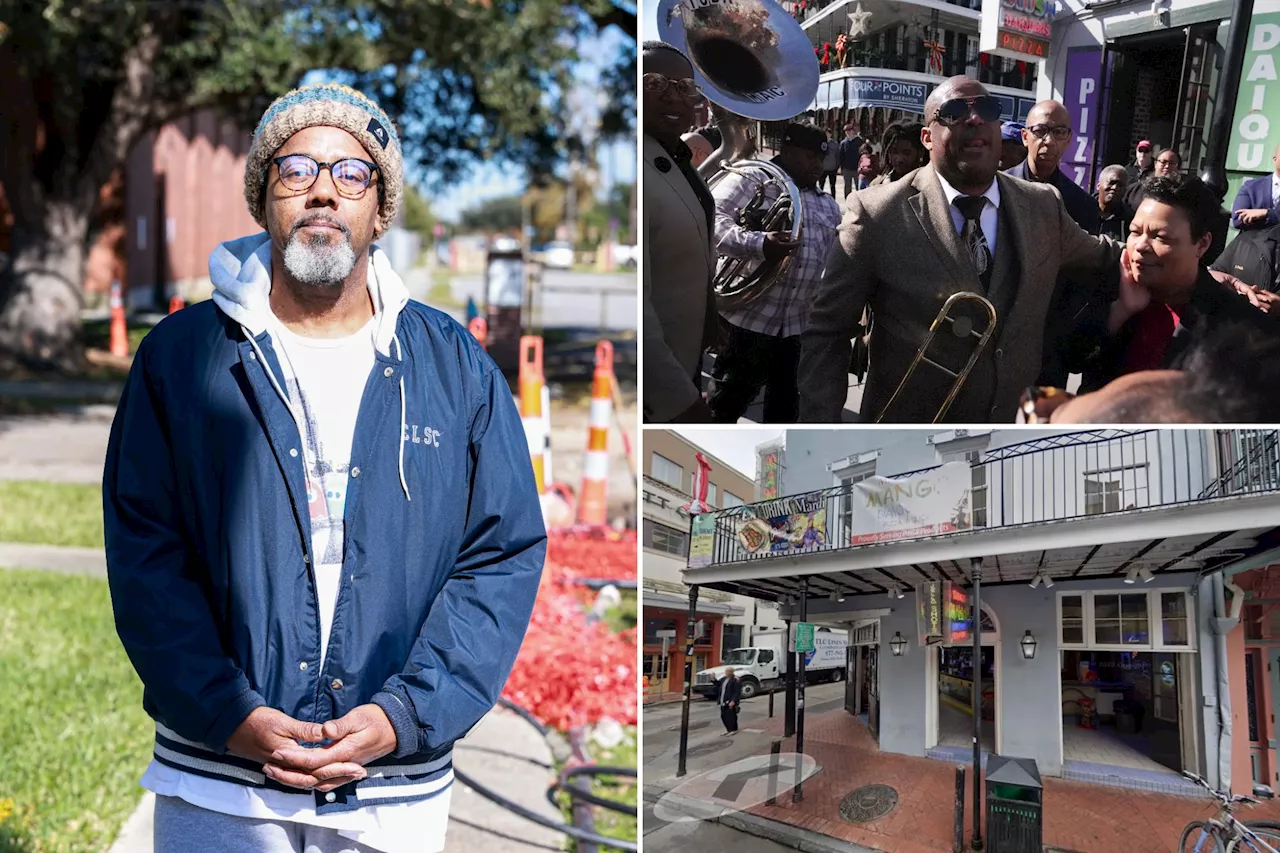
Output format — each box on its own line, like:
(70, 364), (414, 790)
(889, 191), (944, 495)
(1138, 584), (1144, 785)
(846, 2), (873, 38)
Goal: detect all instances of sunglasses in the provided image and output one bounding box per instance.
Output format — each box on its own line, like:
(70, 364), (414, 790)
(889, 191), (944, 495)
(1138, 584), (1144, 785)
(642, 72), (703, 101)
(272, 154), (379, 198)
(931, 96), (1003, 127)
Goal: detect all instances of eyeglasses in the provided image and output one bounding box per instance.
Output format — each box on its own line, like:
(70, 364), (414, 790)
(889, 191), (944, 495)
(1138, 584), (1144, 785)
(272, 154), (379, 198)
(1155, 156), (1179, 166)
(930, 96), (1003, 127)
(1027, 124), (1073, 141)
(642, 72), (703, 101)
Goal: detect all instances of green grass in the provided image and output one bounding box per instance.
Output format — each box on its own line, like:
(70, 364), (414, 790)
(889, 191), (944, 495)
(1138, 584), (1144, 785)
(603, 590), (637, 635)
(556, 730), (637, 853)
(427, 271), (461, 309)
(80, 319), (154, 355)
(0, 482), (104, 550)
(0, 569), (153, 853)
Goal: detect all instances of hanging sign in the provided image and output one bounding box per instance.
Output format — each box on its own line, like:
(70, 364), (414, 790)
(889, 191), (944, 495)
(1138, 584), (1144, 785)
(980, 0), (1056, 63)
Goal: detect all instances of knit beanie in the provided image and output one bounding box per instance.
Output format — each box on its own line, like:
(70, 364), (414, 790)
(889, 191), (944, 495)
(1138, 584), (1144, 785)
(244, 83), (403, 234)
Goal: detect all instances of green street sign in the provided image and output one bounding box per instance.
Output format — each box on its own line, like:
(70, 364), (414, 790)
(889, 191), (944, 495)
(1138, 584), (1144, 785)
(795, 622), (815, 653)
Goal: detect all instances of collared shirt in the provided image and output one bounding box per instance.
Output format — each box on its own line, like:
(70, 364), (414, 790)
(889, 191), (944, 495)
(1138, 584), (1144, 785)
(1097, 204), (1129, 242)
(936, 170), (1000, 255)
(1271, 173), (1280, 208)
(712, 162), (842, 338)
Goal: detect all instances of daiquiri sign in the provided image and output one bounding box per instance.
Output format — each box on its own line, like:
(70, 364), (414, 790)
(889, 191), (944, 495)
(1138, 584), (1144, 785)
(979, 0), (1058, 63)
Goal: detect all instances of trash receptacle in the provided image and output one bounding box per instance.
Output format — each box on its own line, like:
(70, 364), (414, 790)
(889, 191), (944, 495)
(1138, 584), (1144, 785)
(985, 755), (1042, 853)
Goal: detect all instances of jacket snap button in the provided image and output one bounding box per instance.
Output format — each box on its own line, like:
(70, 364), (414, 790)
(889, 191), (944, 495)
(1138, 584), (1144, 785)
(289, 448), (298, 457)
(299, 661), (308, 671)
(249, 352), (257, 360)
(331, 678), (344, 690)
(325, 792), (336, 803)
(350, 467), (360, 478)
(384, 366), (393, 378)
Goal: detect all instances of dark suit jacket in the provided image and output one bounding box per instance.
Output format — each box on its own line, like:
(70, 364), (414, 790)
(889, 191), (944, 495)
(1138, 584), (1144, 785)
(719, 676), (742, 706)
(1075, 266), (1279, 392)
(643, 133), (718, 422)
(1004, 161), (1100, 233)
(839, 137), (864, 172)
(1231, 175), (1280, 230)
(798, 165), (1122, 423)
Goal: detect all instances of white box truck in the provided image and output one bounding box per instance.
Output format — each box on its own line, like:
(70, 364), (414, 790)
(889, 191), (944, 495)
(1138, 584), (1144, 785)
(692, 629), (849, 700)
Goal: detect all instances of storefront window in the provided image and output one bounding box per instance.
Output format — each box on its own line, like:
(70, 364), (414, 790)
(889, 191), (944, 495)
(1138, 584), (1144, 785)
(1161, 593), (1189, 646)
(1061, 595), (1085, 645)
(695, 619), (713, 645)
(1093, 593), (1149, 645)
(644, 519), (689, 557)
(721, 623), (744, 657)
(644, 618), (677, 645)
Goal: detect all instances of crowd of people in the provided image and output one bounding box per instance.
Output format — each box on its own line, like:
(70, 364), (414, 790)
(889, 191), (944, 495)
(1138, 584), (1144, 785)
(641, 39), (1280, 425)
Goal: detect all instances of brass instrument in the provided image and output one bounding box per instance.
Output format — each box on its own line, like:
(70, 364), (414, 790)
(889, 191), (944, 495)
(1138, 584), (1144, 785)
(874, 292), (998, 424)
(656, 0), (820, 308)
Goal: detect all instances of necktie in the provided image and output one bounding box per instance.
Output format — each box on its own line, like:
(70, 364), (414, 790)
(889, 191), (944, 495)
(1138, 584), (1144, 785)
(953, 195), (992, 288)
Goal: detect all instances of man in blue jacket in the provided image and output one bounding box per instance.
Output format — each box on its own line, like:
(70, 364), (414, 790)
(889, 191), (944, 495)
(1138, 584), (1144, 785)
(1231, 143), (1280, 230)
(103, 83), (546, 853)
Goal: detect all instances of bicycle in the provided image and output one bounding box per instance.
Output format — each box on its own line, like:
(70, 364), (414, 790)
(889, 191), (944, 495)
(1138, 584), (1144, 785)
(1179, 770), (1280, 852)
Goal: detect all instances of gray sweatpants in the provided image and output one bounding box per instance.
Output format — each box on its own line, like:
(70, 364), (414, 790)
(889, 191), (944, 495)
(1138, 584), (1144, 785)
(153, 795), (380, 853)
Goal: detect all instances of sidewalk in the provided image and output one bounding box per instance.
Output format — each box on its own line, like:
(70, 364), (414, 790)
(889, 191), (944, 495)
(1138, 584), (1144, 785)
(650, 708), (1280, 853)
(108, 706), (572, 853)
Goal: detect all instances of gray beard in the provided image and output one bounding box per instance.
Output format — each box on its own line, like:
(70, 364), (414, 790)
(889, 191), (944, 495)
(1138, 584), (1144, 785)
(282, 232), (357, 287)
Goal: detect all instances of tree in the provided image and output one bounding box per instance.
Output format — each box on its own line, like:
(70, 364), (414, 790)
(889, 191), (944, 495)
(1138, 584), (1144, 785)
(0, 0), (636, 372)
(457, 195), (524, 235)
(399, 183), (436, 245)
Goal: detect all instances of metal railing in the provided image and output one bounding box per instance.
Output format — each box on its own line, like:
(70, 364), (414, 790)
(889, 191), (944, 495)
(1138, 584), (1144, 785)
(694, 430), (1280, 569)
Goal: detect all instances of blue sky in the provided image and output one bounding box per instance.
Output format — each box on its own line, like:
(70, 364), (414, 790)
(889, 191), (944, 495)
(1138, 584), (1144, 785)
(302, 22), (637, 223)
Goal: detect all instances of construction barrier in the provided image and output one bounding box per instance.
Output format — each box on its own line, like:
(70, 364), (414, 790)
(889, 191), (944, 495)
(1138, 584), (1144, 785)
(541, 383), (552, 486)
(109, 279), (128, 358)
(577, 341), (613, 526)
(519, 336), (546, 493)
(168, 294), (185, 314)
(468, 316), (488, 349)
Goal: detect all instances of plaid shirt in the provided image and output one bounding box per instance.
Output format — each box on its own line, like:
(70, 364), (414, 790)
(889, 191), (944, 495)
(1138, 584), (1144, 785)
(712, 164), (842, 337)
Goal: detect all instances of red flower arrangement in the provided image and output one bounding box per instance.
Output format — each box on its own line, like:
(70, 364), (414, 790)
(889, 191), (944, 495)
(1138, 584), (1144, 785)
(501, 530), (638, 732)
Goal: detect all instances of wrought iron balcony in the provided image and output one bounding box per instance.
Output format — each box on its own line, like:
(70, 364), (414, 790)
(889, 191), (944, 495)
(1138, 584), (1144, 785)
(689, 430), (1280, 569)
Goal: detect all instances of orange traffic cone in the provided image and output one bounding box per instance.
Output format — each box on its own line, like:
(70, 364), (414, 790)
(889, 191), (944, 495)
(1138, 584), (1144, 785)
(109, 279), (128, 358)
(577, 341), (613, 527)
(519, 336), (546, 494)
(168, 293), (185, 314)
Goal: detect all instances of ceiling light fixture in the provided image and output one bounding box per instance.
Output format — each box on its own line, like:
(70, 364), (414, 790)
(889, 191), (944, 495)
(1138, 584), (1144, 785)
(1124, 567), (1139, 584)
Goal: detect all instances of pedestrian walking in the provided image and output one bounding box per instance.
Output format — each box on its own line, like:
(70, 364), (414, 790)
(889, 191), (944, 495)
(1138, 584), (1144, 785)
(719, 668), (742, 735)
(103, 82), (546, 853)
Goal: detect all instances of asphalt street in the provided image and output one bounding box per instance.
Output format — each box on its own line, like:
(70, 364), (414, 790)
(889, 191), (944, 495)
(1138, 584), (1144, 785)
(643, 802), (797, 853)
(643, 681), (847, 782)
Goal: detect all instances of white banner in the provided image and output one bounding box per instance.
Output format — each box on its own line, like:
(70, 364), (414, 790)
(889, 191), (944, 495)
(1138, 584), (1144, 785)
(849, 462), (973, 545)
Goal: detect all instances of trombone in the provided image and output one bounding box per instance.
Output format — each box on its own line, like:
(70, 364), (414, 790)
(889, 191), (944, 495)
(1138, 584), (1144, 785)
(874, 292), (998, 424)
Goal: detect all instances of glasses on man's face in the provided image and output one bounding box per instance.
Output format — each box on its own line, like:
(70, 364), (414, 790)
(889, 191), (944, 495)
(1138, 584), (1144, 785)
(1027, 124), (1072, 141)
(1156, 157), (1178, 169)
(272, 154), (379, 198)
(931, 95), (1002, 127)
(642, 72), (703, 101)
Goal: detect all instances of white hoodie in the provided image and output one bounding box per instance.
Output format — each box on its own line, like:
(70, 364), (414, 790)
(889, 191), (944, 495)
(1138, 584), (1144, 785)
(207, 232), (415, 500)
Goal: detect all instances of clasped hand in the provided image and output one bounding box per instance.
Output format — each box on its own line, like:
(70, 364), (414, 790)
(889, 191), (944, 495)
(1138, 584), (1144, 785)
(226, 705), (398, 793)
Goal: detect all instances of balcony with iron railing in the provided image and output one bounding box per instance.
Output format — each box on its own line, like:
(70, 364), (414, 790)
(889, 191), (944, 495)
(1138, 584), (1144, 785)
(690, 430), (1280, 570)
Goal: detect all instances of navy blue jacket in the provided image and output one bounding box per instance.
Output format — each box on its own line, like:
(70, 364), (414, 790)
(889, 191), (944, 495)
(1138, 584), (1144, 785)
(1231, 174), (1280, 229)
(103, 297), (546, 814)
(1005, 160), (1101, 233)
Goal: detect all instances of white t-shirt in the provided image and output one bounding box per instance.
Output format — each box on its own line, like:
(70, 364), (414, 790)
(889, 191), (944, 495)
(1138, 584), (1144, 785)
(142, 315), (451, 853)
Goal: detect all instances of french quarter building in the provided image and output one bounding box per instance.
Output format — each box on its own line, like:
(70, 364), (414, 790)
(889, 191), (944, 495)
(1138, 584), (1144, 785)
(682, 429), (1280, 796)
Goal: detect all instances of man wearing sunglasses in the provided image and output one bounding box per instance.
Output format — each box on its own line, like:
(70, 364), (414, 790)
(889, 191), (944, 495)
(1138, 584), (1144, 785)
(104, 83), (545, 853)
(642, 41), (719, 423)
(798, 76), (1127, 423)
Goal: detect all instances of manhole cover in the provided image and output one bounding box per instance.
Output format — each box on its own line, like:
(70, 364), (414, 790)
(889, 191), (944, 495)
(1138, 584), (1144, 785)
(686, 740), (734, 758)
(838, 784), (899, 824)
(669, 720), (711, 732)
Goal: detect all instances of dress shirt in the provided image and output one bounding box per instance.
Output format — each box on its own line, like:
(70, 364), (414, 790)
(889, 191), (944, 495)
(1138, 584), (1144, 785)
(936, 170), (1000, 255)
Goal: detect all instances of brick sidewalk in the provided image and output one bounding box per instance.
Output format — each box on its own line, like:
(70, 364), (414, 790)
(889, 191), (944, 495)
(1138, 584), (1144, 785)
(676, 709), (1280, 853)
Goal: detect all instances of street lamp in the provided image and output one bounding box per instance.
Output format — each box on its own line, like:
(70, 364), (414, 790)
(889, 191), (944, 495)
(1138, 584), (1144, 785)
(890, 632), (907, 656)
(1020, 630), (1037, 660)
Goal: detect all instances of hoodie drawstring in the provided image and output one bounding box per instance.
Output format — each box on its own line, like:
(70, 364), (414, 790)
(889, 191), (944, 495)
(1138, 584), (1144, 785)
(242, 324), (411, 503)
(393, 333), (410, 502)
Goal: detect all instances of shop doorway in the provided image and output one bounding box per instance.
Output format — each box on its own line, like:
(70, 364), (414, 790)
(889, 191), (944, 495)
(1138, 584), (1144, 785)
(1060, 650), (1196, 775)
(644, 652), (671, 695)
(846, 620), (882, 738)
(925, 604), (1001, 757)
